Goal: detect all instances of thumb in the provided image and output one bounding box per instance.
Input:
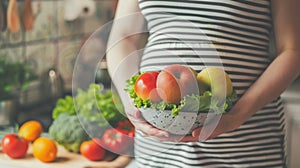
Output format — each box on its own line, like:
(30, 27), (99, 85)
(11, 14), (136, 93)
(192, 127), (202, 138)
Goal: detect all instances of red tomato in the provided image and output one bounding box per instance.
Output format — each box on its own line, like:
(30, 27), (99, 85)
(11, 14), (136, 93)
(134, 71), (161, 102)
(101, 129), (131, 154)
(80, 138), (106, 161)
(116, 120), (135, 147)
(1, 134), (29, 159)
(116, 120), (134, 135)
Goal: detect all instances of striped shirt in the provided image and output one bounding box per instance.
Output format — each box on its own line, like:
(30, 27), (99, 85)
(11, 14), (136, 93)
(135, 0), (286, 167)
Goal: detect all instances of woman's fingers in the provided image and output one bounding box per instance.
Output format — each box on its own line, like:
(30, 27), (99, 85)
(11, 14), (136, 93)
(135, 119), (167, 137)
(127, 110), (170, 138)
(128, 110), (242, 142)
(192, 127), (202, 138)
(165, 123), (219, 142)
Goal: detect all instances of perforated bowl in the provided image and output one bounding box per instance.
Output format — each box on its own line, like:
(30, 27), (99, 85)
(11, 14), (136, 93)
(139, 108), (212, 135)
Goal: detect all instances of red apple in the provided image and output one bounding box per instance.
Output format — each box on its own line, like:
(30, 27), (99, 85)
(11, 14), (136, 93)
(156, 64), (199, 104)
(134, 71), (161, 102)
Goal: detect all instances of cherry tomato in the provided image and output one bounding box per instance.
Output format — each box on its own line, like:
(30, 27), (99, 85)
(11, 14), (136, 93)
(134, 71), (161, 102)
(101, 128), (131, 154)
(80, 138), (106, 161)
(1, 134), (29, 159)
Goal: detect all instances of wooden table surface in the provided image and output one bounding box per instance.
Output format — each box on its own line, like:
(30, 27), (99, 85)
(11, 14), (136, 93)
(0, 144), (132, 168)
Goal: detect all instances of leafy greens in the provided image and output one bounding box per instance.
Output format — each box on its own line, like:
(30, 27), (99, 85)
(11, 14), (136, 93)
(52, 84), (127, 128)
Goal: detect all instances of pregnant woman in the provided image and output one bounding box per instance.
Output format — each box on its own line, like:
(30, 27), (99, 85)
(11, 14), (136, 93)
(107, 0), (300, 167)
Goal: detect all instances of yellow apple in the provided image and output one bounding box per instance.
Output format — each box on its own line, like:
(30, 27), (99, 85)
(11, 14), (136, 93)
(197, 67), (233, 100)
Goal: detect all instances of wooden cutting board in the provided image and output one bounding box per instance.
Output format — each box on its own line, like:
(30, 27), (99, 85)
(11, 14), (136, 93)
(0, 144), (132, 168)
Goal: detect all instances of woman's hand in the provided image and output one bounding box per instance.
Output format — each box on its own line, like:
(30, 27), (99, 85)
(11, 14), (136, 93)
(126, 101), (251, 142)
(126, 110), (170, 138)
(187, 112), (246, 141)
(156, 109), (250, 142)
(127, 109), (247, 142)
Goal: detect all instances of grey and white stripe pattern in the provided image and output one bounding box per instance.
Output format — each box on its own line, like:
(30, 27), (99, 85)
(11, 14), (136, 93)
(135, 0), (286, 167)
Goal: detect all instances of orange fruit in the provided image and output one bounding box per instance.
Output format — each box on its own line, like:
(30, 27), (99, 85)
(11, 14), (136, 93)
(18, 120), (43, 142)
(32, 137), (57, 162)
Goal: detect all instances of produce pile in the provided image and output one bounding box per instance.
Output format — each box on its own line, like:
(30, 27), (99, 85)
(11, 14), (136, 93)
(48, 83), (135, 160)
(126, 65), (237, 116)
(1, 83), (134, 163)
(1, 120), (58, 162)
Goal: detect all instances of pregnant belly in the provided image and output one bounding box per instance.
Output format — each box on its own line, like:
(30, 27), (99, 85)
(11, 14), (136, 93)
(139, 42), (270, 97)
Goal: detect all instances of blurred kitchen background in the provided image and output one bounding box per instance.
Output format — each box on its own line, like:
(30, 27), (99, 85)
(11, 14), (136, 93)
(0, 0), (117, 129)
(0, 0), (299, 167)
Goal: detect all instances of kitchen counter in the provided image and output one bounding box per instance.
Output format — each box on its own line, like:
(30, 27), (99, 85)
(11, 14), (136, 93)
(0, 132), (135, 168)
(0, 144), (134, 168)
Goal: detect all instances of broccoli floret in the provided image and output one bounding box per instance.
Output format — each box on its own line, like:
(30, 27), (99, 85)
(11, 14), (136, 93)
(48, 113), (90, 153)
